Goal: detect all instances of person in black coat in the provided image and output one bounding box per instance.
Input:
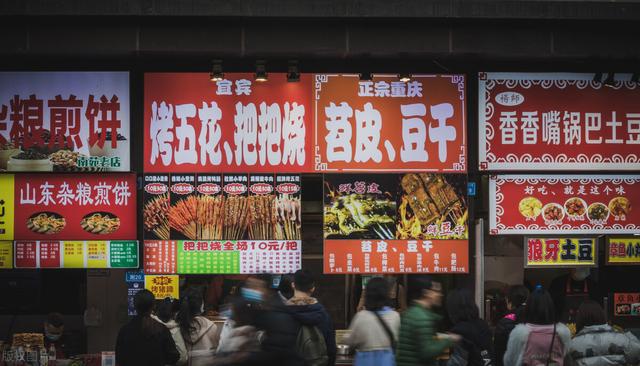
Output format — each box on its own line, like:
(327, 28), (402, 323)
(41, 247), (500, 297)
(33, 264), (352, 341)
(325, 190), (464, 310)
(116, 290), (180, 366)
(493, 285), (529, 366)
(446, 289), (495, 366)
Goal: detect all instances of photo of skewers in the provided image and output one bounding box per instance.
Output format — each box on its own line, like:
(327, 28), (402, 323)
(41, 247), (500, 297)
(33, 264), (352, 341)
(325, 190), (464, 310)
(145, 173), (303, 241)
(275, 195), (302, 240)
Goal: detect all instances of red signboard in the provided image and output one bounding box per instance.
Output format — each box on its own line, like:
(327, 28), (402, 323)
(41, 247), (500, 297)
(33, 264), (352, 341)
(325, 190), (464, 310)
(144, 73), (314, 173)
(315, 74), (466, 172)
(490, 175), (640, 234)
(324, 239), (468, 274)
(614, 293), (640, 317)
(14, 241), (37, 268)
(479, 73), (640, 171)
(13, 173), (136, 240)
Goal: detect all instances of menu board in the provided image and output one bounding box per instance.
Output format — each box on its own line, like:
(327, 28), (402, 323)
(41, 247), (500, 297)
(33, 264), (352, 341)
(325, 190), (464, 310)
(143, 173), (301, 242)
(614, 293), (640, 317)
(315, 74), (466, 172)
(489, 175), (640, 234)
(144, 73), (313, 173)
(143, 240), (301, 274)
(145, 275), (179, 299)
(325, 239), (468, 274)
(0, 241), (12, 268)
(0, 72), (130, 171)
(479, 72), (640, 171)
(323, 173), (468, 273)
(525, 237), (596, 268)
(1, 173), (137, 240)
(13, 240), (138, 268)
(143, 240), (177, 274)
(0, 174), (14, 240)
(606, 237), (640, 265)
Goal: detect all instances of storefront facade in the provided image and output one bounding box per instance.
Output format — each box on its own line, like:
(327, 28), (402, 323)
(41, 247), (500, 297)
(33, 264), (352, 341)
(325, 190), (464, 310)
(1, 0), (640, 359)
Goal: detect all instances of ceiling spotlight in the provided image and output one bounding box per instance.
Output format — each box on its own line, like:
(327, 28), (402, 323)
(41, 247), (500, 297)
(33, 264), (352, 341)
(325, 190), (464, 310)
(398, 73), (412, 82)
(255, 61), (268, 82)
(210, 60), (224, 82)
(287, 61), (300, 82)
(631, 73), (640, 83)
(593, 72), (603, 83)
(604, 72), (616, 88)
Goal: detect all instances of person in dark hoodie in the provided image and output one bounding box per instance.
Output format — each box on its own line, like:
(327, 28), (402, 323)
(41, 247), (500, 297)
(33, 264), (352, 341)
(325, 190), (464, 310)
(242, 275), (303, 366)
(116, 289), (180, 366)
(493, 285), (529, 366)
(445, 289), (494, 366)
(288, 269), (337, 366)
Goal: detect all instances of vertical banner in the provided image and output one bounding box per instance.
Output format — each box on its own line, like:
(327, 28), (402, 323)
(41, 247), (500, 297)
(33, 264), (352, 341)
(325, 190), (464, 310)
(126, 271), (145, 316)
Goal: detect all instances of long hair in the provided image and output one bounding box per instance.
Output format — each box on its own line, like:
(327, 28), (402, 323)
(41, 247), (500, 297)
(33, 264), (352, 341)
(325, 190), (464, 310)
(134, 290), (161, 337)
(576, 300), (606, 333)
(446, 288), (479, 324)
(507, 285), (530, 322)
(524, 288), (556, 325)
(177, 287), (204, 344)
(364, 277), (391, 311)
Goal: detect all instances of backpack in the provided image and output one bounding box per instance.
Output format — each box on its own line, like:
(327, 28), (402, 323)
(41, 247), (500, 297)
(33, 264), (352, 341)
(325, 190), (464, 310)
(522, 324), (564, 366)
(296, 324), (328, 366)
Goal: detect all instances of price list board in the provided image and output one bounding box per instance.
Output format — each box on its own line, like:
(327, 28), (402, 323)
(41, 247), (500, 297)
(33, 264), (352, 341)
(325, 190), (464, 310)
(0, 241), (13, 269)
(110, 241), (139, 268)
(143, 240), (177, 274)
(144, 240), (301, 274)
(13, 241), (139, 269)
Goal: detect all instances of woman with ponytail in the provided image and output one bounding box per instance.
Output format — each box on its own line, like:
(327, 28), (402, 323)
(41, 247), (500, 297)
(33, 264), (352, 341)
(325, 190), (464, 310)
(177, 287), (219, 366)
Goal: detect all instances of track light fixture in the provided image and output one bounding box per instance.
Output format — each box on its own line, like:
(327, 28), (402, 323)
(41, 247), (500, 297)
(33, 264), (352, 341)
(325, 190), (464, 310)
(255, 61), (268, 82)
(359, 72), (373, 81)
(287, 61), (300, 82)
(210, 60), (224, 82)
(398, 73), (412, 82)
(604, 72), (616, 88)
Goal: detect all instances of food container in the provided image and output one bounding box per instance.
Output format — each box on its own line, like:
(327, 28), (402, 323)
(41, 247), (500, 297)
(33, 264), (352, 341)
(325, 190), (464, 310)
(336, 344), (352, 356)
(7, 156), (53, 172)
(0, 148), (20, 170)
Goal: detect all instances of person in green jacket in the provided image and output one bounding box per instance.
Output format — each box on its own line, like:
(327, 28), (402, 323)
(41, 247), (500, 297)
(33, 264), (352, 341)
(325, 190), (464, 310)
(396, 276), (460, 366)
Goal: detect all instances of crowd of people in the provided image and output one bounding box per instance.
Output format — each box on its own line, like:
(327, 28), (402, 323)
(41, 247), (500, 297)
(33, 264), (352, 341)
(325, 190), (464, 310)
(115, 272), (640, 366)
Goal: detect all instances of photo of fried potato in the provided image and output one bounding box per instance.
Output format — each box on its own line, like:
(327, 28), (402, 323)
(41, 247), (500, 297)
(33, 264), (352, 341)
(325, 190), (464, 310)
(27, 212), (66, 234)
(608, 197), (631, 219)
(518, 197), (542, 219)
(81, 212), (121, 234)
(564, 197), (587, 217)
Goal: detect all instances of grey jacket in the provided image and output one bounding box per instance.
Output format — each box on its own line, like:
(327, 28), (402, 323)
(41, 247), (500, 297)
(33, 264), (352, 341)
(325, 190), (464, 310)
(568, 324), (640, 366)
